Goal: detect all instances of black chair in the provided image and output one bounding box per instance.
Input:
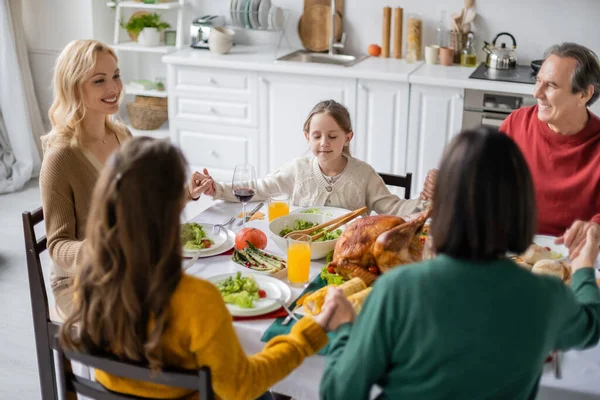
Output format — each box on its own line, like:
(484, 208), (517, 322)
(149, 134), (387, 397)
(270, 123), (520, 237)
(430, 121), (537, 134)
(378, 172), (413, 199)
(23, 207), (61, 400)
(56, 341), (214, 400)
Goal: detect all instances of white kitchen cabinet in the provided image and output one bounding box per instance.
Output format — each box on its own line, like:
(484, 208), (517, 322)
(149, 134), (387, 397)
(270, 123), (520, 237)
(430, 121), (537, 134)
(407, 84), (464, 197)
(257, 73), (356, 176)
(354, 79), (410, 175)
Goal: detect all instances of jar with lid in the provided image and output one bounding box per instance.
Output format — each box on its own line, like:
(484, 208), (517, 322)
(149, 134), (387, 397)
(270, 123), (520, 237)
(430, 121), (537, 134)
(460, 32), (477, 67)
(406, 13), (423, 63)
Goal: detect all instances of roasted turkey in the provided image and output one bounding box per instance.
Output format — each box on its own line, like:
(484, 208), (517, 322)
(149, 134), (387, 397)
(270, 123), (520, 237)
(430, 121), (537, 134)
(329, 208), (431, 286)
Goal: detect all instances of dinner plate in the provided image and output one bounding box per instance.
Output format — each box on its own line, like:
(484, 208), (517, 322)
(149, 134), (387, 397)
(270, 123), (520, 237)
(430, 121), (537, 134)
(182, 227), (234, 258)
(249, 0), (261, 29)
(207, 272), (292, 317)
(237, 0), (248, 27)
(532, 235), (569, 262)
(268, 6), (284, 30)
(230, 0), (238, 26)
(257, 0), (271, 29)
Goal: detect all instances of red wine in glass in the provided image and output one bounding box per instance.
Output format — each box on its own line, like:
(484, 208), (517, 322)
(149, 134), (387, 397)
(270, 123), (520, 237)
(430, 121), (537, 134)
(234, 188), (255, 203)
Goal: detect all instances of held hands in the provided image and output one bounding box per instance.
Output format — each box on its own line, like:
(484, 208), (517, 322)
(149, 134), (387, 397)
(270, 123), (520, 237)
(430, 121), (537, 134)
(556, 220), (600, 261)
(313, 287), (356, 332)
(188, 168), (216, 200)
(420, 169), (437, 201)
(569, 223), (600, 271)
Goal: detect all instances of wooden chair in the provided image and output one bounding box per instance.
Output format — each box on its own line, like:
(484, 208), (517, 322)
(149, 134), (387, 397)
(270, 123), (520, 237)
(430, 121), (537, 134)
(378, 172), (413, 199)
(23, 207), (61, 400)
(56, 342), (214, 400)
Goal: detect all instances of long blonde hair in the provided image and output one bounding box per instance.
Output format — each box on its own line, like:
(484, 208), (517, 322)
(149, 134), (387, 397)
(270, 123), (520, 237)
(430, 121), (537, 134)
(43, 39), (127, 149)
(60, 137), (188, 370)
(303, 100), (353, 156)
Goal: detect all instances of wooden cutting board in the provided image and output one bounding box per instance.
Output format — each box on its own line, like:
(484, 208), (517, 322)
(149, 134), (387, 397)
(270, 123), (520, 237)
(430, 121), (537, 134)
(304, 0), (344, 17)
(298, 5), (343, 52)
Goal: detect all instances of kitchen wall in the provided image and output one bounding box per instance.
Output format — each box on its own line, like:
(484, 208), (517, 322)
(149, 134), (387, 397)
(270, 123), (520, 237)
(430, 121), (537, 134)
(21, 0), (600, 125)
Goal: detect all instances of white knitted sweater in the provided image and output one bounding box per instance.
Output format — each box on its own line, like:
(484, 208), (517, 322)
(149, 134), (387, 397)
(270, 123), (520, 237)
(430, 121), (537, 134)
(213, 156), (426, 216)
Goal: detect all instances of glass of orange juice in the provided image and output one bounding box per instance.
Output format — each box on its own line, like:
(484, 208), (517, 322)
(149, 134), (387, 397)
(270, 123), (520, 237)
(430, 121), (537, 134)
(286, 233), (311, 288)
(268, 192), (290, 222)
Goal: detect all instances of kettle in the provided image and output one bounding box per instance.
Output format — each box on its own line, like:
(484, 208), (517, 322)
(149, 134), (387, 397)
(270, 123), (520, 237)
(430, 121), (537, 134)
(482, 32), (518, 70)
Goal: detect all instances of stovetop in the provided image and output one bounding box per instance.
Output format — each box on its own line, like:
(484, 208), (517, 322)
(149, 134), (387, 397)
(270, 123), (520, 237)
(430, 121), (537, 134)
(469, 63), (537, 85)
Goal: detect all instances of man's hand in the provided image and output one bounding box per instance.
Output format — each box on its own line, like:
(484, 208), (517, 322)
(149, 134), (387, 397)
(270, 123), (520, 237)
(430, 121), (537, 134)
(571, 224), (600, 271)
(556, 220), (600, 260)
(420, 169), (438, 201)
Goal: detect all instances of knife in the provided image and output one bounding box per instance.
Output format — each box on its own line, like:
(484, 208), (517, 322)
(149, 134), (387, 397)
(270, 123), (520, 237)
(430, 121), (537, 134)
(237, 202), (264, 226)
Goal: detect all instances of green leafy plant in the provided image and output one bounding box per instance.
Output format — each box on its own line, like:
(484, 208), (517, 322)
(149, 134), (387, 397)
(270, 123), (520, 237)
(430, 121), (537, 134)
(120, 13), (171, 37)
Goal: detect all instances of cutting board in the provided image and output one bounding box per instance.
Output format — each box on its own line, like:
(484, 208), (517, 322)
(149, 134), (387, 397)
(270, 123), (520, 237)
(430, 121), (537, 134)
(304, 0), (344, 17)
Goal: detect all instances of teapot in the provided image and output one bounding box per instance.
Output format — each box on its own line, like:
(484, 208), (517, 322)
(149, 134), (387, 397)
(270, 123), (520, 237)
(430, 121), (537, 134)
(482, 32), (518, 70)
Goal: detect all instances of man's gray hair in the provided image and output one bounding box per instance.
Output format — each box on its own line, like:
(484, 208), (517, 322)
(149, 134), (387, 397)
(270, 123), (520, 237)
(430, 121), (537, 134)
(544, 42), (600, 106)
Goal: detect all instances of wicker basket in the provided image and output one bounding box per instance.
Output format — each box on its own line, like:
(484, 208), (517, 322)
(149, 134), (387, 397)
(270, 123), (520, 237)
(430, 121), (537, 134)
(126, 101), (168, 130)
(134, 95), (167, 107)
(449, 31), (468, 64)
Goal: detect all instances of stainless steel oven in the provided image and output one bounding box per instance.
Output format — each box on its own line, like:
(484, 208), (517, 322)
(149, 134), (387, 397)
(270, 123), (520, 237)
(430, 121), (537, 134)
(462, 89), (537, 130)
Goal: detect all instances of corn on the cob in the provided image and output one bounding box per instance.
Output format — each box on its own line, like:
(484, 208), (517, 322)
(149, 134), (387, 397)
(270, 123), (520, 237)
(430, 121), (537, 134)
(347, 287), (372, 314)
(303, 277), (367, 315)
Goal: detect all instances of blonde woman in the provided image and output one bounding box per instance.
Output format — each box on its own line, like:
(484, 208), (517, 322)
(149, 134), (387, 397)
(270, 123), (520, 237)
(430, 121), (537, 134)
(40, 40), (209, 318)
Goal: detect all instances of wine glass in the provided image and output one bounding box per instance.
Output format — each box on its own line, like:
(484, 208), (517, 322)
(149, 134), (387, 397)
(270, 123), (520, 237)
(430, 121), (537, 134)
(232, 164), (257, 228)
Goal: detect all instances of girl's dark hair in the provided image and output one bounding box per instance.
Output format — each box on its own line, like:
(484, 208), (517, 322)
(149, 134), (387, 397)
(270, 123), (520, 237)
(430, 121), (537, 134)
(59, 137), (188, 370)
(430, 127), (536, 261)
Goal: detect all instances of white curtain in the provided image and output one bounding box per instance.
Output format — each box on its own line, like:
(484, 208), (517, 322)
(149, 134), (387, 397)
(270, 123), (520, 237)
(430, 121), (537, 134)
(0, 0), (44, 193)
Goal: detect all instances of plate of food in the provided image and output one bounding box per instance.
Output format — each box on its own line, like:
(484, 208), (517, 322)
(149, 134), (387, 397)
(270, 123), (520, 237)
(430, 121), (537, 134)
(231, 243), (288, 279)
(207, 272), (292, 317)
(181, 222), (230, 258)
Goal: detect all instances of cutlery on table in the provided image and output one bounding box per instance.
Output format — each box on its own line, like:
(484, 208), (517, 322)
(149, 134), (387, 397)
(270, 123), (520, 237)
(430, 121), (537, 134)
(553, 350), (562, 379)
(183, 250), (202, 270)
(268, 292), (298, 322)
(237, 202), (264, 226)
(282, 291), (313, 326)
(212, 217), (235, 235)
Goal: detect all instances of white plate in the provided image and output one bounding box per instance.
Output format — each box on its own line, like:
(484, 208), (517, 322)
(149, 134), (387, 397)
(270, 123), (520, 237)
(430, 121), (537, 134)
(268, 6), (284, 30)
(230, 0), (238, 26)
(292, 206), (354, 219)
(249, 0), (261, 29)
(207, 272), (292, 317)
(182, 228), (234, 258)
(532, 235), (569, 262)
(237, 0), (248, 27)
(257, 0), (271, 29)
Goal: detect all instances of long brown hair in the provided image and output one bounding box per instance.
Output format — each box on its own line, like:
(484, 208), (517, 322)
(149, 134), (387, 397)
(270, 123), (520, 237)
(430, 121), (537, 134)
(303, 99), (353, 155)
(60, 137), (188, 369)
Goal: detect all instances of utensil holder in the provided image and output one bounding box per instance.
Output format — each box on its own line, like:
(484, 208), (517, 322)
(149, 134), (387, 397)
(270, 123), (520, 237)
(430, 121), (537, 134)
(449, 31), (467, 64)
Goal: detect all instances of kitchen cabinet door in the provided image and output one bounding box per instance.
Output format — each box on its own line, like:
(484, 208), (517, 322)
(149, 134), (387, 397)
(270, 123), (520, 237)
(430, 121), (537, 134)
(354, 79), (410, 175)
(407, 84), (464, 198)
(258, 73), (356, 176)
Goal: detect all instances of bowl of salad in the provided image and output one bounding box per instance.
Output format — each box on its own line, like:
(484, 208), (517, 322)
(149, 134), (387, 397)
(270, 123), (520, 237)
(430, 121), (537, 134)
(268, 213), (345, 260)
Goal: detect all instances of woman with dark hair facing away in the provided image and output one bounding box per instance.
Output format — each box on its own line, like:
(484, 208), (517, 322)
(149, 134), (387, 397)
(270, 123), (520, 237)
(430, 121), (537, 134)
(319, 127), (600, 400)
(59, 137), (346, 400)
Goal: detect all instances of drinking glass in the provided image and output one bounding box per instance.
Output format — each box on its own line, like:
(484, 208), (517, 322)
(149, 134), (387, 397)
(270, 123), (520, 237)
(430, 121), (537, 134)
(268, 192), (290, 222)
(287, 233), (311, 288)
(232, 164), (257, 228)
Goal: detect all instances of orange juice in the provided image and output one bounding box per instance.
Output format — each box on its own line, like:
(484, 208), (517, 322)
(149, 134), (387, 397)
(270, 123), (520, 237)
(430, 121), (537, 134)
(269, 201), (290, 221)
(287, 242), (311, 286)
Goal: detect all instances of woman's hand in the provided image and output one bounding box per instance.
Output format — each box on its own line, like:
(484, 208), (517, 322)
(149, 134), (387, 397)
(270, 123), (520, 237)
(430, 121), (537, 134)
(314, 287), (356, 332)
(200, 168), (216, 197)
(556, 220), (600, 260)
(571, 224), (600, 271)
(188, 169), (214, 200)
(420, 169), (437, 201)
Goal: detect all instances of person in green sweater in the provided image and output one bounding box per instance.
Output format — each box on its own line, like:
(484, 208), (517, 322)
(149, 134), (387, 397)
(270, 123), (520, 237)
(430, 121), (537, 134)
(319, 127), (600, 400)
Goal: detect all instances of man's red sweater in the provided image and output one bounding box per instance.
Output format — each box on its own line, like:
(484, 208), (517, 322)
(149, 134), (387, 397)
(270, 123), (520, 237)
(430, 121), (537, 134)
(500, 105), (600, 236)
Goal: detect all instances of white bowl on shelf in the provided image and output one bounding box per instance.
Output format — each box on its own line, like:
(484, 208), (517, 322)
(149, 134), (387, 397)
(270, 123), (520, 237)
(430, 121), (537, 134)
(268, 213), (343, 260)
(208, 27), (235, 54)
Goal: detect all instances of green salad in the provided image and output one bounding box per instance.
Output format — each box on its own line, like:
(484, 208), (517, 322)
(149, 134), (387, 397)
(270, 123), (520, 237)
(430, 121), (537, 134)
(181, 223), (214, 250)
(278, 219), (342, 242)
(301, 208), (333, 217)
(217, 272), (260, 308)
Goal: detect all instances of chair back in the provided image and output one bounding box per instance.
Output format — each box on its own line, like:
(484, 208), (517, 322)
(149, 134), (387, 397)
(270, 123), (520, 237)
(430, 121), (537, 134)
(23, 207), (61, 400)
(378, 172), (413, 199)
(56, 338), (214, 400)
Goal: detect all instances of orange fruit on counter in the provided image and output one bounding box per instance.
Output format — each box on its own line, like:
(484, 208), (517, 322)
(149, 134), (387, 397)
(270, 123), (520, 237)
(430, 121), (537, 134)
(368, 44), (382, 57)
(235, 228), (267, 250)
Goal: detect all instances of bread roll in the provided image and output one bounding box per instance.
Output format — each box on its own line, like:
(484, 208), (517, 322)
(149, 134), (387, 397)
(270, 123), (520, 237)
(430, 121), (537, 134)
(522, 244), (552, 264)
(532, 259), (568, 281)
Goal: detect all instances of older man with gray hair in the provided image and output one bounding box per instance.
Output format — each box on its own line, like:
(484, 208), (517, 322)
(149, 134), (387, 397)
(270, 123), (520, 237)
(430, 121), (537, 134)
(499, 42), (600, 256)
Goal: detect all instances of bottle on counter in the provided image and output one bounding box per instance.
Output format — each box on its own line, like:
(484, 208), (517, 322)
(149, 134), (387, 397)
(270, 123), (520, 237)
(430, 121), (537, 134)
(460, 32), (477, 67)
(436, 10), (447, 48)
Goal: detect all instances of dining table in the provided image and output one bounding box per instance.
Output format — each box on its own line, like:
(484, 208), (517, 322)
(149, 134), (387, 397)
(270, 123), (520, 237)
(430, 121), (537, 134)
(185, 201), (600, 400)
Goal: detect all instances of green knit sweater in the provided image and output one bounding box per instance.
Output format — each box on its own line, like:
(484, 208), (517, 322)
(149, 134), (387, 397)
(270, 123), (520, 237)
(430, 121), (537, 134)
(321, 255), (600, 400)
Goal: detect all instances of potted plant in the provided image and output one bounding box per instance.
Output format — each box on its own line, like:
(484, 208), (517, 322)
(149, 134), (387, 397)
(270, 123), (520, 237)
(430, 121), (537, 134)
(120, 12), (170, 46)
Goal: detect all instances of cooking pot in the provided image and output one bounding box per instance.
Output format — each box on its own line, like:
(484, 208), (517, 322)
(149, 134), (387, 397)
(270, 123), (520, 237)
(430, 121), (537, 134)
(482, 32), (518, 70)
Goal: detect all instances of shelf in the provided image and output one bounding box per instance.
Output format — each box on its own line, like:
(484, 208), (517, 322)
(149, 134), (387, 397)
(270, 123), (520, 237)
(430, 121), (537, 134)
(122, 116), (170, 139)
(107, 1), (181, 10)
(112, 42), (177, 53)
(125, 84), (168, 98)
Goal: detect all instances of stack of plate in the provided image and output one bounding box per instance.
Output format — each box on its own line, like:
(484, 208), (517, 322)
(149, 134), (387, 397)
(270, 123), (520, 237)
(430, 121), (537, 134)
(182, 223), (235, 258)
(229, 0), (284, 30)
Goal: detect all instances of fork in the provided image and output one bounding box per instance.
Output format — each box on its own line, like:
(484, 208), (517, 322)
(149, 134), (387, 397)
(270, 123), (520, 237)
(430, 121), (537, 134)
(212, 217), (235, 235)
(268, 293), (298, 322)
(553, 350), (562, 379)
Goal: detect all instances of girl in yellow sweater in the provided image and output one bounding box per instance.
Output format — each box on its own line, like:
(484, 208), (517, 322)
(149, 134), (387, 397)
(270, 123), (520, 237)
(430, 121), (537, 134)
(59, 137), (339, 400)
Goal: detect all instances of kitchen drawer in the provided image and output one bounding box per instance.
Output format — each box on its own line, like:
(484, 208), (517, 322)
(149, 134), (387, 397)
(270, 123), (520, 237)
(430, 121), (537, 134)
(179, 131), (248, 171)
(173, 97), (256, 126)
(172, 66), (257, 97)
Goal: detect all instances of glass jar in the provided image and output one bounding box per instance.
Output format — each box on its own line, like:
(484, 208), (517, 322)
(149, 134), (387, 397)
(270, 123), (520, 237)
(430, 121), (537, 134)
(406, 13), (423, 62)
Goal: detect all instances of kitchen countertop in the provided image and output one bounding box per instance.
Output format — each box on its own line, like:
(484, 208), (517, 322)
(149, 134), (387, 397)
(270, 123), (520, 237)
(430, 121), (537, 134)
(162, 45), (536, 95)
(162, 45), (422, 82)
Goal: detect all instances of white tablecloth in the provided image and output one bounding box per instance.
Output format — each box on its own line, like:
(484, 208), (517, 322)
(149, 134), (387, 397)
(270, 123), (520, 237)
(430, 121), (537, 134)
(185, 201), (600, 400)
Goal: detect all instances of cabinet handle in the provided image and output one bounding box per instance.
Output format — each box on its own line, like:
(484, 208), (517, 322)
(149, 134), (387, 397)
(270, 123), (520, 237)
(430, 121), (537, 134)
(209, 107), (217, 114)
(208, 77), (217, 85)
(210, 150), (218, 158)
(455, 93), (464, 100)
